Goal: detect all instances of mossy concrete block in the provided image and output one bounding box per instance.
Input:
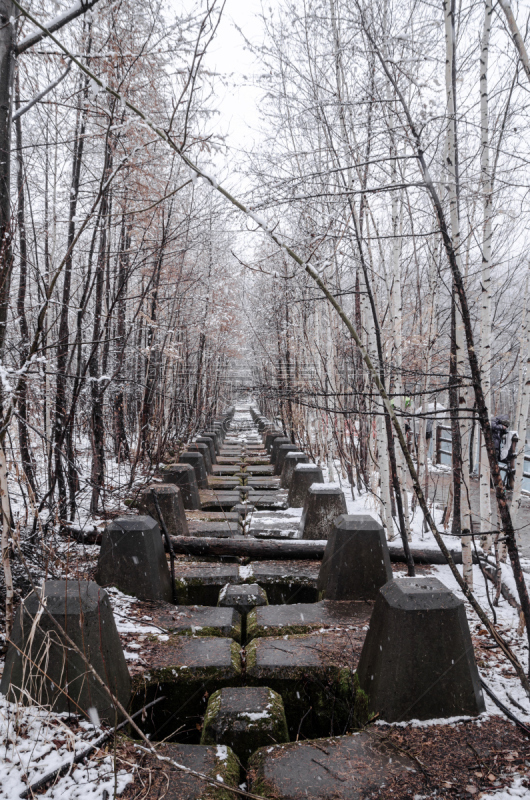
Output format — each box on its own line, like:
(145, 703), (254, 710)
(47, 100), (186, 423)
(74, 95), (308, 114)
(174, 563), (241, 605)
(180, 451), (209, 487)
(274, 444), (299, 476)
(149, 604), (242, 641)
(218, 583), (268, 616)
(299, 484), (347, 540)
(248, 732), (413, 799)
(137, 483), (189, 538)
(247, 600), (372, 640)
(201, 687), (288, 765)
(357, 577), (486, 722)
(280, 452), (308, 489)
(288, 465), (324, 508)
(196, 436), (217, 465)
(96, 515), (173, 603)
(0, 580), (130, 721)
(317, 514), (392, 601)
(271, 437), (291, 464)
(162, 463), (201, 510)
(249, 561), (320, 604)
(149, 743), (239, 800)
(132, 637), (242, 743)
(246, 634), (353, 740)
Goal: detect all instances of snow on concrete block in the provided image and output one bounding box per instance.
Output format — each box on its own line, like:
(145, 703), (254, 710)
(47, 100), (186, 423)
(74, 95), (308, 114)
(0, 580), (130, 721)
(136, 483), (189, 538)
(299, 484), (347, 540)
(95, 515), (173, 603)
(356, 577), (486, 722)
(317, 514), (392, 601)
(161, 463), (201, 509)
(287, 464), (324, 508)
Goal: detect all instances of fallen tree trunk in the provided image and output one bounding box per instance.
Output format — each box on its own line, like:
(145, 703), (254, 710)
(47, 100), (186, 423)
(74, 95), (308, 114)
(168, 535), (470, 564)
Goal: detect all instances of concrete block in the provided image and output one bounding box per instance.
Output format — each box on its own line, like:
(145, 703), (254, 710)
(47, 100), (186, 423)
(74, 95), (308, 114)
(161, 463), (201, 510)
(299, 484), (347, 540)
(247, 599), (372, 640)
(0, 580), (130, 721)
(131, 636), (241, 743)
(271, 437), (290, 464)
(218, 583), (268, 616)
(174, 563), (241, 605)
(288, 464), (324, 508)
(356, 577), (486, 721)
(246, 634), (352, 739)
(149, 604), (241, 641)
(136, 483), (189, 537)
(280, 452), (308, 488)
(264, 430), (282, 452)
(147, 743), (239, 799)
(96, 515), (173, 602)
(248, 732), (413, 798)
(274, 444), (299, 476)
(180, 451), (208, 488)
(201, 687), (288, 765)
(185, 443), (212, 475)
(204, 429), (222, 453)
(196, 435), (217, 464)
(249, 561), (320, 604)
(317, 514), (392, 601)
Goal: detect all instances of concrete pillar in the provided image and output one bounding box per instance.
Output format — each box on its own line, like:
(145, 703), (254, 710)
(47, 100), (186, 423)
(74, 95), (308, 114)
(299, 484), (347, 540)
(185, 443), (212, 475)
(317, 514), (392, 600)
(288, 464), (324, 508)
(0, 580), (130, 721)
(280, 452), (308, 489)
(357, 578), (486, 721)
(271, 437), (290, 464)
(274, 444), (300, 476)
(196, 436), (217, 464)
(96, 515), (173, 602)
(137, 483), (189, 537)
(264, 430), (283, 452)
(161, 463), (201, 510)
(179, 451), (208, 488)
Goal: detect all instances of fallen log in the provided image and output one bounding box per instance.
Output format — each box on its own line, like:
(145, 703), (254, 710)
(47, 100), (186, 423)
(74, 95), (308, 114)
(168, 535), (470, 564)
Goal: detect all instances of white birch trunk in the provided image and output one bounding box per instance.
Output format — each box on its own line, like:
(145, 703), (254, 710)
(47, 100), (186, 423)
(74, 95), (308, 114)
(479, 0), (493, 552)
(445, 0), (472, 587)
(511, 273), (530, 538)
(0, 446), (13, 639)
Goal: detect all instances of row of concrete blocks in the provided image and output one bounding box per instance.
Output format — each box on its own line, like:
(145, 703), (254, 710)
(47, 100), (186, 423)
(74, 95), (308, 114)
(1, 511), (485, 728)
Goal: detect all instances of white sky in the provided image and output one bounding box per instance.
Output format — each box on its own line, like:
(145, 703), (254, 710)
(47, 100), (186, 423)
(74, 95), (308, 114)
(201, 0), (267, 164)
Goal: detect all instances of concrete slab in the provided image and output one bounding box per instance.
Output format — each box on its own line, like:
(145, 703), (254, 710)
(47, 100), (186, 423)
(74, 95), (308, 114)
(141, 743), (239, 800)
(174, 563), (241, 605)
(148, 604), (241, 641)
(248, 732), (413, 799)
(248, 561), (320, 604)
(187, 521), (238, 537)
(246, 633), (353, 739)
(132, 636), (241, 743)
(247, 600), (372, 639)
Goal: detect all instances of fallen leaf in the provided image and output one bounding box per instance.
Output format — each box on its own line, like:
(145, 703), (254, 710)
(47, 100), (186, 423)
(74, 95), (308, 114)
(465, 786), (478, 795)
